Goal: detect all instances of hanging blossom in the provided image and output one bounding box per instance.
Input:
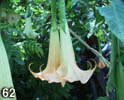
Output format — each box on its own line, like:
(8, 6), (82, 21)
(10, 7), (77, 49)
(23, 17), (38, 39)
(56, 22), (96, 85)
(51, 0), (96, 85)
(29, 29), (66, 86)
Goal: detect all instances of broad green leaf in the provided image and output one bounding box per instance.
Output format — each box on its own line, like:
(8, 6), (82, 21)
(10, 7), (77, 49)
(0, 34), (17, 100)
(98, 0), (124, 42)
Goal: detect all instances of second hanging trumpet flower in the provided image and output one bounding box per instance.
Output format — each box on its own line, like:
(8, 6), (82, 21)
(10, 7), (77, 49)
(55, 0), (96, 85)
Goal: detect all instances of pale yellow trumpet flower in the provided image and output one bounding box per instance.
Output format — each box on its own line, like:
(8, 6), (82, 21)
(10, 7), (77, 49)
(56, 22), (96, 84)
(29, 30), (66, 86)
(23, 17), (38, 39)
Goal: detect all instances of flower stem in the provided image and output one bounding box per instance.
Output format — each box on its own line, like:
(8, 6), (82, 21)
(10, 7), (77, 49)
(51, 0), (57, 31)
(58, 0), (67, 32)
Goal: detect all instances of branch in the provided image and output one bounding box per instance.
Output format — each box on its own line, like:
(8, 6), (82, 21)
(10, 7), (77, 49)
(70, 29), (110, 68)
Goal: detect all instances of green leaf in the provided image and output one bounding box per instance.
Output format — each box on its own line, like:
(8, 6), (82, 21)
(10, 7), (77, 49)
(70, 0), (79, 8)
(10, 0), (20, 3)
(94, 8), (104, 24)
(35, 0), (44, 2)
(97, 96), (109, 100)
(107, 35), (124, 100)
(98, 0), (124, 42)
